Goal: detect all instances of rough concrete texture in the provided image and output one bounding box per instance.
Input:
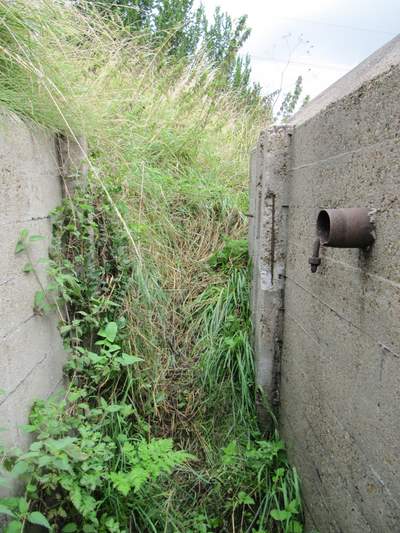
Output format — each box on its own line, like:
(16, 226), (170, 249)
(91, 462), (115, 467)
(249, 126), (292, 429)
(249, 36), (400, 532)
(0, 110), (67, 457)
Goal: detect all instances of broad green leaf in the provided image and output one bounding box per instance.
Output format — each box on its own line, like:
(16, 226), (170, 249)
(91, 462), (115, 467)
(19, 229), (29, 240)
(289, 521), (303, 533)
(82, 524), (97, 533)
(15, 241), (26, 254)
(270, 509), (292, 521)
(62, 523), (78, 532)
(47, 437), (76, 451)
(18, 498), (29, 514)
(34, 291), (46, 309)
(22, 262), (34, 273)
(118, 354), (143, 366)
(222, 440), (237, 465)
(29, 235), (45, 242)
(237, 491), (255, 505)
(0, 498), (20, 510)
(65, 444), (88, 462)
(106, 404), (122, 413)
(11, 461), (29, 477)
(20, 424), (36, 433)
(5, 520), (22, 533)
(87, 352), (105, 364)
(28, 511), (51, 529)
(98, 322), (118, 342)
(0, 504), (16, 517)
(286, 499), (299, 514)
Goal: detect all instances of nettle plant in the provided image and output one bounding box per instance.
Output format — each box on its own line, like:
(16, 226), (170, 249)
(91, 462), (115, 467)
(0, 196), (194, 533)
(0, 393), (193, 532)
(1, 192), (304, 532)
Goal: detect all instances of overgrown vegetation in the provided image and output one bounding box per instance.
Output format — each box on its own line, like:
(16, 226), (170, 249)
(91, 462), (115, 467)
(0, 1), (303, 531)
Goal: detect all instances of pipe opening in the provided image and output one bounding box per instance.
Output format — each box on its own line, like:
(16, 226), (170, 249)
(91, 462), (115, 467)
(317, 210), (330, 244)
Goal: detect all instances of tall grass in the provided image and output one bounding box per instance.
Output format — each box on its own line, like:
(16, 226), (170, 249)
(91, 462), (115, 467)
(0, 1), (303, 532)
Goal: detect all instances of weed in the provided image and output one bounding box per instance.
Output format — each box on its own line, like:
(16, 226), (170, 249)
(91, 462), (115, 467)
(0, 1), (303, 532)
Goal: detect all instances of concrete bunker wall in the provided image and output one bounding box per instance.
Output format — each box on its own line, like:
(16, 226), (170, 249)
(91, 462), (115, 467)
(0, 111), (84, 454)
(249, 36), (400, 532)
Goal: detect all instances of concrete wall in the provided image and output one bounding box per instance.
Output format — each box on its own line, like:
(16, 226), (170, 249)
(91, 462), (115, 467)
(249, 35), (400, 532)
(0, 111), (84, 455)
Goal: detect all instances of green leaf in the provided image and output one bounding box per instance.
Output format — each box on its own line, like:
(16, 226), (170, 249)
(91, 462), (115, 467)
(222, 440), (237, 465)
(19, 229), (29, 240)
(270, 509), (292, 521)
(289, 521), (303, 533)
(15, 229), (29, 255)
(106, 404), (122, 413)
(18, 498), (29, 514)
(64, 444), (88, 462)
(29, 235), (45, 242)
(5, 520), (22, 533)
(109, 472), (132, 496)
(87, 351), (105, 364)
(22, 262), (34, 273)
(286, 499), (299, 514)
(27, 511), (51, 529)
(11, 461), (29, 477)
(20, 424), (36, 433)
(34, 291), (46, 309)
(62, 523), (78, 532)
(82, 525), (96, 533)
(118, 354), (143, 366)
(237, 491), (255, 505)
(273, 467), (285, 482)
(0, 498), (20, 510)
(98, 322), (118, 342)
(0, 504), (16, 517)
(15, 241), (26, 254)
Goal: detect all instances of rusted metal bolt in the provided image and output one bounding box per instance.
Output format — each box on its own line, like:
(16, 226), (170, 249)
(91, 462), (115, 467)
(308, 256), (321, 273)
(308, 238), (321, 273)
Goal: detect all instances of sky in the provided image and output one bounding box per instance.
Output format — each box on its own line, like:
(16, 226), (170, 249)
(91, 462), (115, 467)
(200, 0), (399, 110)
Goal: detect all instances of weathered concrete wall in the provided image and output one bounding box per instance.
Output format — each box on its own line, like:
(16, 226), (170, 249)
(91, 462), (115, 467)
(0, 111), (76, 454)
(250, 35), (400, 532)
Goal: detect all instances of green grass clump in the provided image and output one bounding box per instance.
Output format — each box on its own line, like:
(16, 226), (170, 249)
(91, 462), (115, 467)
(0, 1), (302, 532)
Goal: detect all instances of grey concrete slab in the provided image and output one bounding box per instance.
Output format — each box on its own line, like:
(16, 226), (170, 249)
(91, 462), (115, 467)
(250, 34), (400, 533)
(0, 110), (73, 474)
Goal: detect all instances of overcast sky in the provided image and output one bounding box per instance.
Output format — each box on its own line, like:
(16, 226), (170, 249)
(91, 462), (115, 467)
(200, 0), (399, 109)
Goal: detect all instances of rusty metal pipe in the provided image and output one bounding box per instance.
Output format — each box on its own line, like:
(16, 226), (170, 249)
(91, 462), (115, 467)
(316, 208), (375, 248)
(308, 207), (375, 273)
